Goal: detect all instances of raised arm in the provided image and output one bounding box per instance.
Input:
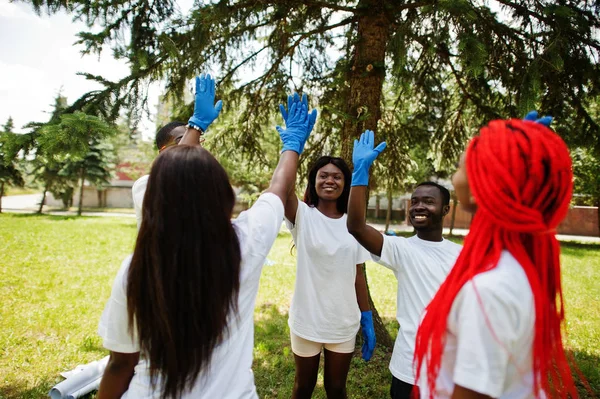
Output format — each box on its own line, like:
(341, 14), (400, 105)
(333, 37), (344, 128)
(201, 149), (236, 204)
(270, 93), (318, 217)
(285, 182), (299, 224)
(180, 73), (223, 146)
(266, 97), (316, 204)
(347, 130), (387, 257)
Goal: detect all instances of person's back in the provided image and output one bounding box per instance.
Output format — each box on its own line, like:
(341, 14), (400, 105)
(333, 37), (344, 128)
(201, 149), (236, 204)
(102, 182), (283, 398)
(420, 250), (537, 399)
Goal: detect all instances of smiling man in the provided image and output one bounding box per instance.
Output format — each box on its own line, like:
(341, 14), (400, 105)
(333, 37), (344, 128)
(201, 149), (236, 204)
(346, 131), (462, 399)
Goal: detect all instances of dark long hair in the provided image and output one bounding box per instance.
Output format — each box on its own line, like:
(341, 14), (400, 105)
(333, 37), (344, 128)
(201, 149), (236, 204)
(127, 145), (241, 398)
(303, 156), (352, 213)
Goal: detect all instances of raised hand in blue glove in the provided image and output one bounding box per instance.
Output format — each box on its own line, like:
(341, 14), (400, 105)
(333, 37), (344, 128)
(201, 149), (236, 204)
(351, 129), (387, 186)
(523, 110), (552, 127)
(360, 310), (376, 361)
(279, 93), (317, 153)
(188, 73), (223, 132)
(276, 100), (309, 154)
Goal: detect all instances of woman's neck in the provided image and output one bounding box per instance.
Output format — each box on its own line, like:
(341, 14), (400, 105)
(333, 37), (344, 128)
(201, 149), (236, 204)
(317, 200), (343, 218)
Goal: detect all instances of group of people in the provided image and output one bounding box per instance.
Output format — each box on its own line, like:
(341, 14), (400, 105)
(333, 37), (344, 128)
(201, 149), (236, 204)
(95, 74), (579, 399)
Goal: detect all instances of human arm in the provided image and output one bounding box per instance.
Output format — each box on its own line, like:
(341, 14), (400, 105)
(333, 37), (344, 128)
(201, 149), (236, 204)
(266, 152), (301, 205)
(284, 181), (299, 225)
(97, 256), (141, 398)
(180, 73), (223, 146)
(97, 351), (140, 399)
(346, 130), (387, 257)
(355, 264), (370, 312)
(356, 263), (376, 361)
(279, 93), (317, 223)
(347, 186), (384, 256)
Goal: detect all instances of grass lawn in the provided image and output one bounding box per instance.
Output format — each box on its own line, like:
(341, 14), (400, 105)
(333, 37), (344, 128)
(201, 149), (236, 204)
(0, 214), (598, 398)
(3, 188), (41, 196)
(43, 207), (135, 214)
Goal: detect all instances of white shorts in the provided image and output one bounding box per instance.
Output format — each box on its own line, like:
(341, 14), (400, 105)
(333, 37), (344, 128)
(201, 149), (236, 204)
(290, 332), (356, 357)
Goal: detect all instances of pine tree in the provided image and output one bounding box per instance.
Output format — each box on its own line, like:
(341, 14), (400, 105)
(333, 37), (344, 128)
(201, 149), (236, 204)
(25, 1), (600, 155)
(24, 0), (600, 347)
(58, 139), (115, 215)
(23, 92), (119, 214)
(0, 117), (26, 213)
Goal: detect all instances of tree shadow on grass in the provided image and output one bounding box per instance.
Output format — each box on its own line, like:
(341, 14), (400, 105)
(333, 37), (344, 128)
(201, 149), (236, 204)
(0, 377), (97, 399)
(571, 349), (600, 398)
(5, 213), (80, 221)
(1, 378), (54, 399)
(3, 213), (138, 231)
(560, 241), (600, 259)
(0, 336), (106, 399)
(253, 303), (393, 399)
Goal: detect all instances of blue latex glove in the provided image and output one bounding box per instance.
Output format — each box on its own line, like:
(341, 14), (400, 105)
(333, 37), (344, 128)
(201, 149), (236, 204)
(279, 93), (317, 153)
(276, 100), (309, 154)
(360, 310), (376, 361)
(188, 73), (223, 131)
(523, 110), (552, 127)
(351, 130), (387, 186)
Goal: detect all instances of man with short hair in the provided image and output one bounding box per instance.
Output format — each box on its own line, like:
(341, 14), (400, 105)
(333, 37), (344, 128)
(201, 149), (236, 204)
(132, 121), (188, 229)
(347, 131), (462, 399)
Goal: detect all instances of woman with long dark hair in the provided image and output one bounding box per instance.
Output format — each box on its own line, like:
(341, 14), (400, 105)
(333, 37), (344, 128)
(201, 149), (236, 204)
(414, 115), (580, 398)
(284, 147), (376, 398)
(96, 74), (314, 398)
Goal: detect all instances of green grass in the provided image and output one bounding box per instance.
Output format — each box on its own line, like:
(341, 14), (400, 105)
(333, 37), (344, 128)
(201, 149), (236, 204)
(0, 214), (598, 398)
(44, 207), (135, 214)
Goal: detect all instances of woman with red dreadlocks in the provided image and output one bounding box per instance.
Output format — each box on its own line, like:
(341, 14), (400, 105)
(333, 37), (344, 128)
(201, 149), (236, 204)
(411, 112), (579, 398)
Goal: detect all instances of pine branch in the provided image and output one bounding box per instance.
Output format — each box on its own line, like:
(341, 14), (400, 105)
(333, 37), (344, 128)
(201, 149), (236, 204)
(438, 46), (502, 119)
(241, 16), (356, 114)
(220, 46), (270, 83)
(225, 0), (358, 13)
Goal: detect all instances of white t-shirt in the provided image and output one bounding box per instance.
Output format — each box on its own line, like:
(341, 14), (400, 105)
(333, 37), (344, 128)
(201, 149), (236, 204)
(285, 200), (370, 343)
(98, 193), (284, 399)
(132, 174), (149, 230)
(373, 234), (462, 384)
(418, 250), (538, 399)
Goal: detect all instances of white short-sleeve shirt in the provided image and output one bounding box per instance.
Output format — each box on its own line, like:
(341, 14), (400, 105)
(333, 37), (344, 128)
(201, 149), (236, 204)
(373, 234), (462, 384)
(132, 174), (149, 230)
(418, 250), (538, 399)
(286, 200), (370, 343)
(98, 192), (284, 398)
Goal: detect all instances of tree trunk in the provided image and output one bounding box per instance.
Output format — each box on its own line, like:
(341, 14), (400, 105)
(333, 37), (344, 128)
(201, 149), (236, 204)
(38, 185), (47, 214)
(77, 168), (85, 216)
(597, 196), (599, 238)
(340, 0), (391, 161)
(375, 194), (380, 219)
(340, 0), (393, 350)
(361, 263), (394, 349)
(385, 189), (392, 232)
(0, 181), (4, 213)
(449, 195), (458, 237)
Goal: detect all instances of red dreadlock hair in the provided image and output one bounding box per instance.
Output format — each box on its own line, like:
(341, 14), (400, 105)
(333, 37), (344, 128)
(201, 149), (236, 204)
(414, 119), (577, 398)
